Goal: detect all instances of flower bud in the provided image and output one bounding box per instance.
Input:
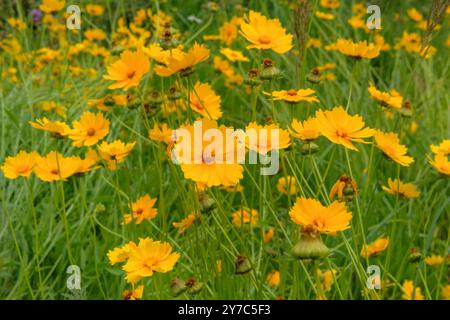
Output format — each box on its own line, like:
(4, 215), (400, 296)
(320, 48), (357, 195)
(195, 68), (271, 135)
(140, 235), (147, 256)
(104, 96), (115, 107)
(235, 255), (253, 274)
(409, 247), (422, 263)
(170, 278), (187, 297)
(186, 278), (204, 295)
(168, 86), (181, 100)
(198, 193), (216, 213)
(260, 59), (280, 80)
(292, 232), (330, 260)
(300, 142), (320, 155)
(307, 68), (321, 84)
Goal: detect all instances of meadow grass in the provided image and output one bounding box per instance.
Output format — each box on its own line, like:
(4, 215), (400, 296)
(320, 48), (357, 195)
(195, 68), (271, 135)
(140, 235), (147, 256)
(0, 0), (449, 300)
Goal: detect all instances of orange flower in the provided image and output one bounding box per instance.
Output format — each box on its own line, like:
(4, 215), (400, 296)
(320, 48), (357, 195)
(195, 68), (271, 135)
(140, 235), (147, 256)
(29, 118), (70, 138)
(1, 151), (39, 179)
(68, 112), (110, 147)
(34, 151), (81, 182)
(123, 194), (158, 225)
(374, 131), (414, 166)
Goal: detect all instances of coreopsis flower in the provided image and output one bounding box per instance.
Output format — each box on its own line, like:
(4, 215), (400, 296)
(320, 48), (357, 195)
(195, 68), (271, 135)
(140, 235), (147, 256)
(315, 11), (335, 20)
(335, 39), (380, 59)
(290, 117), (321, 141)
(318, 269), (337, 292)
(264, 228), (274, 243)
(329, 174), (358, 201)
(154, 43), (209, 77)
(407, 8), (423, 22)
(368, 85), (403, 109)
(402, 280), (424, 300)
(267, 89), (319, 104)
(429, 154), (450, 175)
(203, 17), (241, 45)
(424, 255), (444, 266)
(171, 119), (243, 187)
(149, 123), (173, 144)
(382, 178), (420, 198)
(315, 106), (375, 151)
(103, 49), (150, 90)
(34, 151), (82, 182)
(29, 118), (70, 138)
(267, 270), (281, 287)
(361, 237), (389, 258)
(231, 208), (258, 227)
(289, 197), (352, 234)
(307, 38), (322, 48)
(245, 122), (291, 155)
(75, 150), (99, 175)
(124, 194), (158, 225)
(7, 18), (27, 30)
(67, 112), (110, 147)
(189, 82), (223, 120)
(1, 151), (39, 179)
(86, 4), (104, 16)
(122, 237), (180, 283)
(320, 0), (340, 9)
(430, 139), (450, 156)
(107, 241), (137, 265)
(374, 131), (414, 166)
(374, 34), (391, 51)
(122, 285), (144, 300)
(240, 10), (293, 54)
(220, 48), (249, 62)
(84, 28), (106, 41)
(276, 176), (298, 195)
(442, 285), (450, 300)
(172, 213), (196, 234)
(39, 0), (65, 13)
(98, 140), (136, 170)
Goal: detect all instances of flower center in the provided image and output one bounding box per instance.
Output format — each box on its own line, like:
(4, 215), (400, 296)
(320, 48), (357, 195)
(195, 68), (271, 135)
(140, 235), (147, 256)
(336, 129), (348, 138)
(51, 169), (59, 175)
(258, 35), (271, 44)
(312, 218), (326, 230)
(135, 208), (144, 215)
(16, 165), (30, 174)
(127, 70), (136, 79)
(87, 128), (96, 136)
(287, 89), (298, 96)
(191, 99), (203, 111)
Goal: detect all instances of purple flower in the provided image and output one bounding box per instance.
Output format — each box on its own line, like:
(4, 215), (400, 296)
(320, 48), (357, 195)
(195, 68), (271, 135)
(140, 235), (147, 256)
(31, 9), (43, 24)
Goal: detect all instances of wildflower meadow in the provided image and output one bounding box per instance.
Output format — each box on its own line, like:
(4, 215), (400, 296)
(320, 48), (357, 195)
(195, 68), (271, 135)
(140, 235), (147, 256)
(0, 0), (449, 301)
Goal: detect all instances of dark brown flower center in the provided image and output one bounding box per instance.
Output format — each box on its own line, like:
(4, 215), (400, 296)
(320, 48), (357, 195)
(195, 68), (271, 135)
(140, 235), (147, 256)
(87, 128), (96, 136)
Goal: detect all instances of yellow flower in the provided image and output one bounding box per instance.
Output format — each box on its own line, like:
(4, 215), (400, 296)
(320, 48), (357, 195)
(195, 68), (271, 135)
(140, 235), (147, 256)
(68, 112), (110, 147)
(315, 11), (335, 21)
(402, 280), (424, 300)
(172, 213), (196, 234)
(122, 285), (144, 300)
(123, 195), (158, 225)
(320, 0), (340, 9)
(29, 118), (70, 138)
(430, 139), (450, 156)
(220, 47), (249, 62)
(103, 49), (150, 90)
(172, 119), (243, 187)
(34, 151), (82, 182)
(335, 39), (380, 59)
(347, 16), (366, 30)
(289, 197), (352, 234)
(374, 131), (414, 166)
(245, 122), (291, 155)
(307, 38), (322, 48)
(368, 85), (403, 109)
(382, 178), (420, 198)
(329, 174), (358, 201)
(149, 123), (173, 144)
(318, 269), (337, 292)
(84, 28), (106, 41)
(290, 117), (321, 141)
(98, 140), (136, 170)
(407, 8), (423, 22)
(240, 10), (293, 54)
(315, 106), (375, 151)
(190, 82), (223, 120)
(276, 176), (298, 195)
(232, 208), (258, 227)
(107, 241), (137, 265)
(267, 270), (281, 287)
(86, 4), (104, 16)
(154, 43), (209, 77)
(122, 237), (180, 283)
(374, 34), (391, 51)
(361, 237), (389, 258)
(268, 88), (319, 103)
(1, 151), (39, 179)
(442, 285), (450, 300)
(264, 228), (275, 243)
(424, 255), (444, 266)
(7, 18), (26, 30)
(429, 154), (450, 175)
(39, 0), (65, 13)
